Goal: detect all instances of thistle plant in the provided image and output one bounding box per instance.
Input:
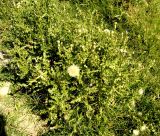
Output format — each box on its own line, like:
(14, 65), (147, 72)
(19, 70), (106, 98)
(0, 0), (160, 135)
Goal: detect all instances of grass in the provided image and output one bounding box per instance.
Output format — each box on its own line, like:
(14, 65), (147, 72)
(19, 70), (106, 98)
(0, 0), (160, 135)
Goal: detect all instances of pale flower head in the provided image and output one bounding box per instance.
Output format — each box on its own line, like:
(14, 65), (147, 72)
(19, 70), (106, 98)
(78, 27), (88, 34)
(139, 88), (144, 95)
(133, 129), (140, 136)
(140, 124), (147, 131)
(120, 48), (127, 53)
(104, 29), (111, 34)
(138, 112), (142, 116)
(17, 2), (21, 8)
(67, 64), (80, 77)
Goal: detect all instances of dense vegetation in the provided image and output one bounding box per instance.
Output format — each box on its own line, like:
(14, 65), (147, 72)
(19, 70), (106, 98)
(0, 0), (160, 135)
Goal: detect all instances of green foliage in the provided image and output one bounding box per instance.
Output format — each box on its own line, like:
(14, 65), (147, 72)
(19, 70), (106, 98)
(0, 0), (160, 135)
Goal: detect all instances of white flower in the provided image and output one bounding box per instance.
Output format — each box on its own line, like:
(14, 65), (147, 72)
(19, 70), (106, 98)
(138, 112), (142, 116)
(139, 88), (144, 95)
(104, 29), (111, 34)
(81, 45), (85, 50)
(17, 2), (21, 8)
(133, 129), (140, 136)
(89, 83), (93, 87)
(67, 64), (80, 77)
(78, 28), (88, 34)
(140, 124), (147, 131)
(0, 82), (11, 96)
(119, 48), (127, 53)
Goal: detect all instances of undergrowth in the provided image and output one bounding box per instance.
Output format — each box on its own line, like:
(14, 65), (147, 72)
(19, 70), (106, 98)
(0, 0), (160, 135)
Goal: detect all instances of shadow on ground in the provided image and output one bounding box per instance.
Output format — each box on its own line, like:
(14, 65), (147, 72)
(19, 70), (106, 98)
(0, 114), (7, 136)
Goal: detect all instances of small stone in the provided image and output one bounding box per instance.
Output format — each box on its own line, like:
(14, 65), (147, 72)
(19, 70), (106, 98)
(0, 82), (11, 96)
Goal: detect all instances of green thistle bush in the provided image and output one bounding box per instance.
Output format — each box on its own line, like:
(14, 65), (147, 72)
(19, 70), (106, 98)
(0, 0), (160, 135)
